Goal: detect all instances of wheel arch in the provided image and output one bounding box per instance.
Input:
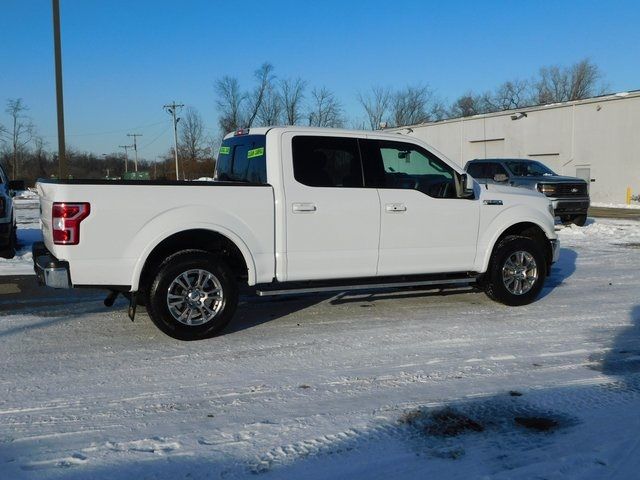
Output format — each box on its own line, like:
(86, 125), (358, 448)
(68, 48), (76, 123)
(480, 221), (553, 274)
(132, 227), (255, 292)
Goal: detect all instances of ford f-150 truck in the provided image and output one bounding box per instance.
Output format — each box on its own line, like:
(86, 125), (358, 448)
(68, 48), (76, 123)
(465, 158), (590, 226)
(33, 127), (560, 340)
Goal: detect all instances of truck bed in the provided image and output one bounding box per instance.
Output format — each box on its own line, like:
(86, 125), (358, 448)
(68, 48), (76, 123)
(36, 179), (275, 288)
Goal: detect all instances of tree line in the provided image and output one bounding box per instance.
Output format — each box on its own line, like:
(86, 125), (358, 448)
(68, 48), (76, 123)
(217, 58), (605, 131)
(0, 58), (605, 185)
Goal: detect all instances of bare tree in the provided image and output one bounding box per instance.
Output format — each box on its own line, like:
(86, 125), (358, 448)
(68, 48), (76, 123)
(308, 87), (343, 128)
(536, 59), (605, 104)
(493, 79), (532, 110)
(256, 84), (282, 126)
(245, 62), (275, 128)
(448, 91), (494, 118)
(428, 99), (449, 122)
(357, 86), (392, 130)
(215, 76), (245, 134)
(449, 93), (480, 118)
(280, 78), (306, 125)
(391, 85), (433, 127)
(179, 107), (206, 179)
(536, 65), (570, 104)
(2, 99), (34, 179)
(32, 135), (48, 178)
(569, 59), (605, 100)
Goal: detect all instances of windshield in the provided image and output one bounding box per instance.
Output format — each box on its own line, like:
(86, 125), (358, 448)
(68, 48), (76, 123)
(505, 160), (556, 177)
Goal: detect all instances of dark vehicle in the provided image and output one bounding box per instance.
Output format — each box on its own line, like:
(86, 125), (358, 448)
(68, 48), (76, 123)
(0, 163), (24, 258)
(465, 158), (590, 226)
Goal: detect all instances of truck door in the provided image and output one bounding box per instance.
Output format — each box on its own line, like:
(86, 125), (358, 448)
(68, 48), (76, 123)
(282, 133), (380, 281)
(362, 138), (480, 276)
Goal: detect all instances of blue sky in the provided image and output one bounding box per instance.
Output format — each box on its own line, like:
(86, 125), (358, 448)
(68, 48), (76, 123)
(1, 0), (639, 160)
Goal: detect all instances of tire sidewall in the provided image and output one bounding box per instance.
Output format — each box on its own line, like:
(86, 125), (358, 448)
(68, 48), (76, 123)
(572, 214), (587, 227)
(488, 236), (547, 306)
(147, 251), (238, 340)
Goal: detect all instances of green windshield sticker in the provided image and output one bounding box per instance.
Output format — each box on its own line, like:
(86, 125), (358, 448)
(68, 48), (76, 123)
(219, 146), (230, 155)
(247, 147), (265, 159)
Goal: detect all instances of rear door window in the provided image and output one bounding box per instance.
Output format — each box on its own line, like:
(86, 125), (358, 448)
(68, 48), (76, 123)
(292, 136), (364, 187)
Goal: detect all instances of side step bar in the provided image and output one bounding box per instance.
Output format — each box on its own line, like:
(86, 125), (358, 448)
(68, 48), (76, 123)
(256, 277), (477, 297)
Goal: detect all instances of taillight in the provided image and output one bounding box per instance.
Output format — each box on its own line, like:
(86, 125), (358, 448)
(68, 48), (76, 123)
(52, 202), (90, 245)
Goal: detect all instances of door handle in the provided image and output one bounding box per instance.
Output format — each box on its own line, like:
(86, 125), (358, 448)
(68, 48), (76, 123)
(292, 202), (317, 213)
(385, 203), (407, 213)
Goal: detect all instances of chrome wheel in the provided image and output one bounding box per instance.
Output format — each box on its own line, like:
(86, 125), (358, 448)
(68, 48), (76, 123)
(501, 250), (538, 296)
(166, 269), (224, 326)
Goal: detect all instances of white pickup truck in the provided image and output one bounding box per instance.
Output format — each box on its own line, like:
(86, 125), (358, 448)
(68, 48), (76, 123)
(34, 127), (559, 340)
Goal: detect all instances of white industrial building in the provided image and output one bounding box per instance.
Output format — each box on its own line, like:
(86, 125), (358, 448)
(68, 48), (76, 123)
(391, 90), (640, 204)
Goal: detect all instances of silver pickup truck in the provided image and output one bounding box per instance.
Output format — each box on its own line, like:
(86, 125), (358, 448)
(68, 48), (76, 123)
(465, 158), (590, 226)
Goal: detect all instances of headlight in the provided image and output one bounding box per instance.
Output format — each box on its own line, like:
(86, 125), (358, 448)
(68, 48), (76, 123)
(537, 183), (556, 196)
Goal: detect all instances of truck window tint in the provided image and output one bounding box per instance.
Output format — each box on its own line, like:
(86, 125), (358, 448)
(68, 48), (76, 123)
(363, 140), (456, 198)
(467, 162), (507, 179)
(292, 136), (364, 188)
(214, 135), (267, 184)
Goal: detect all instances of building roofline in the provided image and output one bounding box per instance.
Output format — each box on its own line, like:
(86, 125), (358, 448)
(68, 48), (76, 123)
(386, 89), (640, 130)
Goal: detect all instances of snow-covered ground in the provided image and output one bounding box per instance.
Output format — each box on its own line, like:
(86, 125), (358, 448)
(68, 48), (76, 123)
(591, 202), (640, 210)
(1, 202), (639, 479)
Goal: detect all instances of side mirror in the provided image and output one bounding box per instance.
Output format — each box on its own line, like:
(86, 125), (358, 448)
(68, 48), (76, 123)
(456, 173), (475, 199)
(493, 173), (508, 183)
(8, 180), (25, 195)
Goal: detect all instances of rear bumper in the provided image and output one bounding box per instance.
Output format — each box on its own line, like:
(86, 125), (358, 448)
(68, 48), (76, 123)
(551, 197), (590, 215)
(32, 241), (71, 289)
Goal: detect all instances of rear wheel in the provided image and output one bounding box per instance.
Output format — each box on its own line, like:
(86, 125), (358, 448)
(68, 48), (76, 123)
(146, 250), (238, 340)
(484, 235), (546, 306)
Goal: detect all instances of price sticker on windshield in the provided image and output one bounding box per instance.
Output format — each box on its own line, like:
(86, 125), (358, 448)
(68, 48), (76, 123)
(219, 146), (230, 155)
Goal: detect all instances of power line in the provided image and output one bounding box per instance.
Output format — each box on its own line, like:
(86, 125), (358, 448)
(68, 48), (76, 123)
(163, 101), (184, 180)
(140, 126), (170, 150)
(41, 120), (166, 138)
(126, 133), (143, 172)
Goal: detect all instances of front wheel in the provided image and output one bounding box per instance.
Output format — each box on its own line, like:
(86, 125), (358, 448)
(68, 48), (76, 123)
(0, 221), (17, 259)
(571, 214), (587, 227)
(146, 250), (238, 340)
(484, 235), (547, 306)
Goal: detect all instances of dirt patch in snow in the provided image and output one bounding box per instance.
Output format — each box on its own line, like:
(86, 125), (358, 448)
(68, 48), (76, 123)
(400, 408), (484, 437)
(514, 416), (559, 432)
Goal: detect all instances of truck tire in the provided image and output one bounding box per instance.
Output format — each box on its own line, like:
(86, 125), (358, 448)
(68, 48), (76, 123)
(484, 235), (546, 306)
(0, 222), (17, 259)
(146, 250), (238, 340)
(571, 214), (587, 227)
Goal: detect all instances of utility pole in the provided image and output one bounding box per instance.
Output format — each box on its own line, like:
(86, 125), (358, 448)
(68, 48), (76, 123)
(52, 0), (67, 178)
(163, 102), (184, 180)
(126, 133), (142, 172)
(118, 144), (132, 173)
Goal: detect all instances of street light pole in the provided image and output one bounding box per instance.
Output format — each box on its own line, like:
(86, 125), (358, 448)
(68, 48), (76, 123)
(52, 0), (67, 178)
(163, 102), (184, 180)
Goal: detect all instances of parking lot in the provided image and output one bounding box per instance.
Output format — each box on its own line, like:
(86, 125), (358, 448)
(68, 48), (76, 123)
(1, 200), (639, 479)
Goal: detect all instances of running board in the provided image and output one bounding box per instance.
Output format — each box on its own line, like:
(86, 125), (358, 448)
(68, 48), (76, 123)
(256, 277), (477, 297)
